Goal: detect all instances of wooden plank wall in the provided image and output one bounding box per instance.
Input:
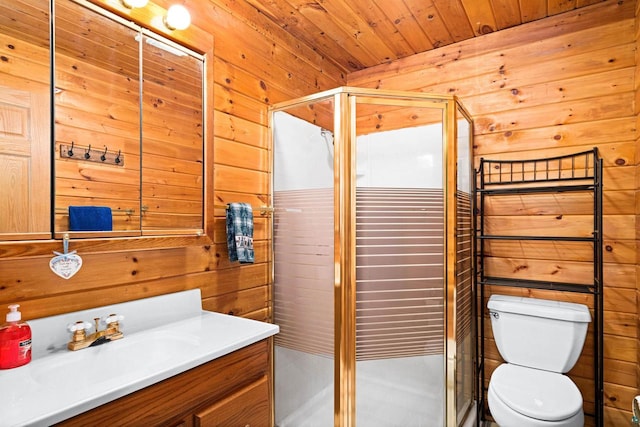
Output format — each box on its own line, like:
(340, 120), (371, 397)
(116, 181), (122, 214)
(348, 1), (637, 425)
(0, 0), (343, 336)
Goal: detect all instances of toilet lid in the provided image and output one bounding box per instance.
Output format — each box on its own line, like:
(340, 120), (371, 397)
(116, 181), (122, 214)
(491, 364), (583, 421)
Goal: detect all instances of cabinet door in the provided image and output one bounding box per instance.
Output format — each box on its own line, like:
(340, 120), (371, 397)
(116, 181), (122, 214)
(0, 87), (50, 239)
(195, 376), (270, 427)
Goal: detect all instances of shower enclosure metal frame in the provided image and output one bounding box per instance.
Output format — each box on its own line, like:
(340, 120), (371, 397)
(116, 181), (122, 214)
(269, 87), (475, 427)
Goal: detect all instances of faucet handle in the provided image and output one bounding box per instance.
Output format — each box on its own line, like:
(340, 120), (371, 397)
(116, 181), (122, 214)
(103, 314), (124, 338)
(67, 321), (92, 333)
(67, 321), (92, 344)
(103, 314), (124, 325)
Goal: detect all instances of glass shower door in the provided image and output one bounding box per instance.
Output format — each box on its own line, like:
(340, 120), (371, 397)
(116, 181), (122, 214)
(455, 108), (474, 425)
(353, 98), (447, 426)
(272, 96), (336, 426)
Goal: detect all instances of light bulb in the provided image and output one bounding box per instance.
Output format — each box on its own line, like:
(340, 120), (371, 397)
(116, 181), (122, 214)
(164, 5), (191, 31)
(121, 0), (149, 8)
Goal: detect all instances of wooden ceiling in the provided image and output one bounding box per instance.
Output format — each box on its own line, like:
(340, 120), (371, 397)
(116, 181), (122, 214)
(243, 0), (606, 73)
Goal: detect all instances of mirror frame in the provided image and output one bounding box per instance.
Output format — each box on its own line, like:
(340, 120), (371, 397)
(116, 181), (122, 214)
(0, 0), (214, 254)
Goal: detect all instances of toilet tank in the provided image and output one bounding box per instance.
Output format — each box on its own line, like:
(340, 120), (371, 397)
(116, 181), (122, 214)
(488, 295), (591, 373)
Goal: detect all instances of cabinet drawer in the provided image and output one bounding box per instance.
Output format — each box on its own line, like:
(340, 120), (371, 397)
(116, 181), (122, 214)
(195, 376), (269, 427)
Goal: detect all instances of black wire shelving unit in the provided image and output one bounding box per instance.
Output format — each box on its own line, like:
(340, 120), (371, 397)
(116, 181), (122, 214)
(474, 148), (604, 427)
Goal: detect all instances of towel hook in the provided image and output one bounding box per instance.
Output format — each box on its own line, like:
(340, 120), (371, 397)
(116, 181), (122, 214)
(68, 141), (75, 157)
(100, 146), (108, 162)
(84, 144), (92, 159)
(115, 150), (121, 164)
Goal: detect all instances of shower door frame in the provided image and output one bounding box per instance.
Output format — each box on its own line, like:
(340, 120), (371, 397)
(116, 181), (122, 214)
(269, 86), (475, 427)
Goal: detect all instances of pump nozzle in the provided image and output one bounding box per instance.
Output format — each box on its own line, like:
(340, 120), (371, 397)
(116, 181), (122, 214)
(6, 304), (21, 323)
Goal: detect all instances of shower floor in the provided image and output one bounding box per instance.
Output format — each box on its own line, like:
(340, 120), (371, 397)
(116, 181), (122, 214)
(276, 347), (444, 427)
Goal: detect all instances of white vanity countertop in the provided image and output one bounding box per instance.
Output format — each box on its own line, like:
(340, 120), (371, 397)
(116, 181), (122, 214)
(0, 290), (279, 427)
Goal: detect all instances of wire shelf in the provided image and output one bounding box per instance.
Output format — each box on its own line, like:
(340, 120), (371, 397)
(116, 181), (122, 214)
(475, 147), (604, 427)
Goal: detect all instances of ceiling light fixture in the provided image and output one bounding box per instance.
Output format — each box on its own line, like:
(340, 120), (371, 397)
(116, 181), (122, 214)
(164, 5), (191, 31)
(120, 0), (149, 8)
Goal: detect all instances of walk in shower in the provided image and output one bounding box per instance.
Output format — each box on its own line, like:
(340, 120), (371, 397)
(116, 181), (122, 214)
(271, 87), (474, 427)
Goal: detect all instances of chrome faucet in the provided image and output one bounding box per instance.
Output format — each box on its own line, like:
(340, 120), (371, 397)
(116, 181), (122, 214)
(67, 314), (124, 351)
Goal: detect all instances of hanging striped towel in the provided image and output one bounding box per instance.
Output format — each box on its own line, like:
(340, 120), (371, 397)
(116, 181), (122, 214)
(226, 203), (255, 264)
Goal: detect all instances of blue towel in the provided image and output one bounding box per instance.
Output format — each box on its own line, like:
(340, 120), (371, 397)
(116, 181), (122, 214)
(226, 203), (254, 264)
(68, 206), (113, 231)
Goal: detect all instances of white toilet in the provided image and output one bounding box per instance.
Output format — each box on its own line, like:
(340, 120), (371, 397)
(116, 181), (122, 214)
(487, 294), (591, 427)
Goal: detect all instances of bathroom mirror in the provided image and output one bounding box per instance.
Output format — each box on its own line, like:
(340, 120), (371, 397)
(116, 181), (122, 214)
(0, 0), (52, 240)
(1, 0), (210, 241)
(140, 34), (204, 235)
(53, 0), (205, 238)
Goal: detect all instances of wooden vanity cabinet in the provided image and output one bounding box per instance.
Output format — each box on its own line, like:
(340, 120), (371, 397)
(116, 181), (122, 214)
(57, 340), (271, 427)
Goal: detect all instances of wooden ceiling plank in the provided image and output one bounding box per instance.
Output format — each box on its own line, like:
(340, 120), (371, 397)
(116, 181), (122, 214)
(371, 0), (434, 54)
(243, 0), (365, 71)
(307, 0), (399, 64)
(344, 0), (416, 60)
(239, 0), (613, 74)
(199, 0), (344, 98)
(284, 0), (384, 68)
(217, 0), (347, 78)
(489, 0), (523, 30)
(460, 0), (499, 36)
(431, 0), (476, 42)
(519, 0), (548, 22)
(241, 0), (610, 76)
(403, 0), (455, 48)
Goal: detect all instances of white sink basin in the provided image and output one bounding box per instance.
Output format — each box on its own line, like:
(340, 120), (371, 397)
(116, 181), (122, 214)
(0, 290), (279, 427)
(30, 329), (199, 387)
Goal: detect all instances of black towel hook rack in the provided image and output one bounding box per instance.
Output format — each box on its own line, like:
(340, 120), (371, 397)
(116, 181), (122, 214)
(59, 142), (124, 167)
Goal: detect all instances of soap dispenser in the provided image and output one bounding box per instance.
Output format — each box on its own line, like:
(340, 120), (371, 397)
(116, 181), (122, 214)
(0, 304), (32, 369)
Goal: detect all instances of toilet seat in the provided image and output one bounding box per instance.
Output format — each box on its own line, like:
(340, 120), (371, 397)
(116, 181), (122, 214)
(490, 364), (583, 422)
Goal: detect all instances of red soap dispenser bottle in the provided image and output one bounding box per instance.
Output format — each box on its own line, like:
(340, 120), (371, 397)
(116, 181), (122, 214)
(0, 304), (32, 369)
